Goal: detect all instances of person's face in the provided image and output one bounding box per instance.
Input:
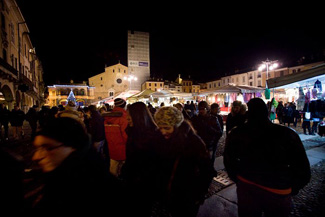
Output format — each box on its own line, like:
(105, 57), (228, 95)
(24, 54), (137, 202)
(232, 106), (241, 114)
(198, 106), (208, 116)
(32, 135), (75, 173)
(126, 111), (133, 127)
(211, 107), (220, 115)
(158, 124), (174, 140)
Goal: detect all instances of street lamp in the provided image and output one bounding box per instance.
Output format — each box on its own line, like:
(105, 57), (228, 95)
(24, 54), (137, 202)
(123, 75), (137, 90)
(258, 59), (278, 80)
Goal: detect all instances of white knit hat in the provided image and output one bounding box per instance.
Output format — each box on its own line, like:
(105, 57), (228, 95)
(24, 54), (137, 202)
(114, 98), (126, 108)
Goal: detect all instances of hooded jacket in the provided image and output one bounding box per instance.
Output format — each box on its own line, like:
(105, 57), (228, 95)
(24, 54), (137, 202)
(103, 107), (128, 161)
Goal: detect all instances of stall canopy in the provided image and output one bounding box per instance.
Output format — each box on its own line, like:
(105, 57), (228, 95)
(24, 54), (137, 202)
(202, 84), (264, 94)
(150, 90), (174, 97)
(267, 63), (325, 89)
(91, 90), (140, 105)
(127, 89), (154, 102)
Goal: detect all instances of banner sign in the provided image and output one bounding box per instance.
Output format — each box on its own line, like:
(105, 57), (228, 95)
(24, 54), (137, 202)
(129, 61), (149, 67)
(139, 61), (149, 67)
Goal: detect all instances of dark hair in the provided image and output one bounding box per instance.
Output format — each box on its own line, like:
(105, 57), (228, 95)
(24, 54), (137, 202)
(210, 103), (220, 110)
(198, 101), (210, 110)
(247, 98), (269, 121)
(127, 102), (157, 134)
(88, 105), (97, 113)
(35, 117), (89, 149)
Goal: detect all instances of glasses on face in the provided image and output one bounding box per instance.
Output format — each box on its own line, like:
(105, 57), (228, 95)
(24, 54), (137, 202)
(198, 107), (207, 111)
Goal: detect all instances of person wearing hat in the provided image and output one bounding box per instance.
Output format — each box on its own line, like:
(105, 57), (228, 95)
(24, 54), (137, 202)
(224, 98), (311, 217)
(153, 106), (214, 217)
(30, 117), (123, 216)
(56, 100), (84, 124)
(103, 98), (128, 177)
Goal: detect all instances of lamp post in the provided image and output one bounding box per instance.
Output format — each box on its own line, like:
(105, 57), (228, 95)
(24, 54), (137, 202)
(258, 58), (278, 81)
(123, 75), (137, 90)
(259, 59), (279, 98)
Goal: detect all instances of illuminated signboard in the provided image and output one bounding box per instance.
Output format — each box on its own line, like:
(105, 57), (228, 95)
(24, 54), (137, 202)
(139, 61), (149, 67)
(129, 61), (149, 67)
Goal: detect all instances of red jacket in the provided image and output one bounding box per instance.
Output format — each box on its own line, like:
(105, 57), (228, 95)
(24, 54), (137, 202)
(103, 107), (128, 161)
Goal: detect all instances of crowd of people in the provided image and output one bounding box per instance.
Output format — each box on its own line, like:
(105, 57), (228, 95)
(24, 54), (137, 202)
(1, 97), (312, 217)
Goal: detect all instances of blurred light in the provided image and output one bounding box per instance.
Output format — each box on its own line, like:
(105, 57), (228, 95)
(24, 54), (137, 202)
(258, 64), (266, 71)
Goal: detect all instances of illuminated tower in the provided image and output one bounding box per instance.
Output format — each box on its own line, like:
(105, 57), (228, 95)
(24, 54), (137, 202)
(127, 30), (150, 90)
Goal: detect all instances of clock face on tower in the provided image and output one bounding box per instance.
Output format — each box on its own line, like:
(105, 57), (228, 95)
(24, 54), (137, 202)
(116, 78), (122, 84)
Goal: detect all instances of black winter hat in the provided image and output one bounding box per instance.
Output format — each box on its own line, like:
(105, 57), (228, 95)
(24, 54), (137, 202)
(36, 117), (89, 149)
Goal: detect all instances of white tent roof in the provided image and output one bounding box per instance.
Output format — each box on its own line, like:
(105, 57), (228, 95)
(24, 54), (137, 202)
(267, 63), (325, 89)
(199, 84), (264, 95)
(150, 90), (174, 97)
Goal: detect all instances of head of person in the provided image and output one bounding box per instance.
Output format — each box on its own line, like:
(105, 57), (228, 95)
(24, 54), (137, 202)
(173, 103), (184, 112)
(239, 103), (247, 115)
(88, 105), (98, 114)
(65, 100), (77, 111)
(231, 101), (242, 115)
(246, 98), (269, 123)
(210, 103), (220, 116)
(198, 101), (209, 116)
(32, 117), (90, 173)
(127, 102), (157, 131)
(99, 106), (107, 114)
(154, 106), (184, 140)
(114, 98), (126, 109)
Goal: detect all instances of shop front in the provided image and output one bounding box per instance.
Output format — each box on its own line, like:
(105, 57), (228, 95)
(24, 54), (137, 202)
(201, 84), (265, 115)
(267, 63), (325, 112)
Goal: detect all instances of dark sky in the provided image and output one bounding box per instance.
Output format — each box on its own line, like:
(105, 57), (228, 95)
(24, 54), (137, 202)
(16, 1), (325, 85)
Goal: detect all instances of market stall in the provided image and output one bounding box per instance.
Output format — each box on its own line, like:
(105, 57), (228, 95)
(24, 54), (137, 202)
(203, 84), (265, 111)
(91, 90), (140, 106)
(267, 63), (325, 110)
(126, 89), (154, 104)
(149, 90), (174, 107)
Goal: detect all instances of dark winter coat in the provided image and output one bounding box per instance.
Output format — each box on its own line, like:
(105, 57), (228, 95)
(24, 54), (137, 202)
(10, 109), (25, 126)
(153, 121), (214, 215)
(191, 114), (222, 148)
(0, 107), (10, 124)
(224, 119), (311, 195)
(226, 112), (246, 134)
(25, 108), (38, 127)
(121, 127), (161, 216)
(122, 126), (160, 184)
(88, 110), (105, 142)
(31, 144), (124, 216)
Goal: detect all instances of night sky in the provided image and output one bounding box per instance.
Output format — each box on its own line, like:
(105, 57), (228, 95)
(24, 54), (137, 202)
(16, 1), (325, 85)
